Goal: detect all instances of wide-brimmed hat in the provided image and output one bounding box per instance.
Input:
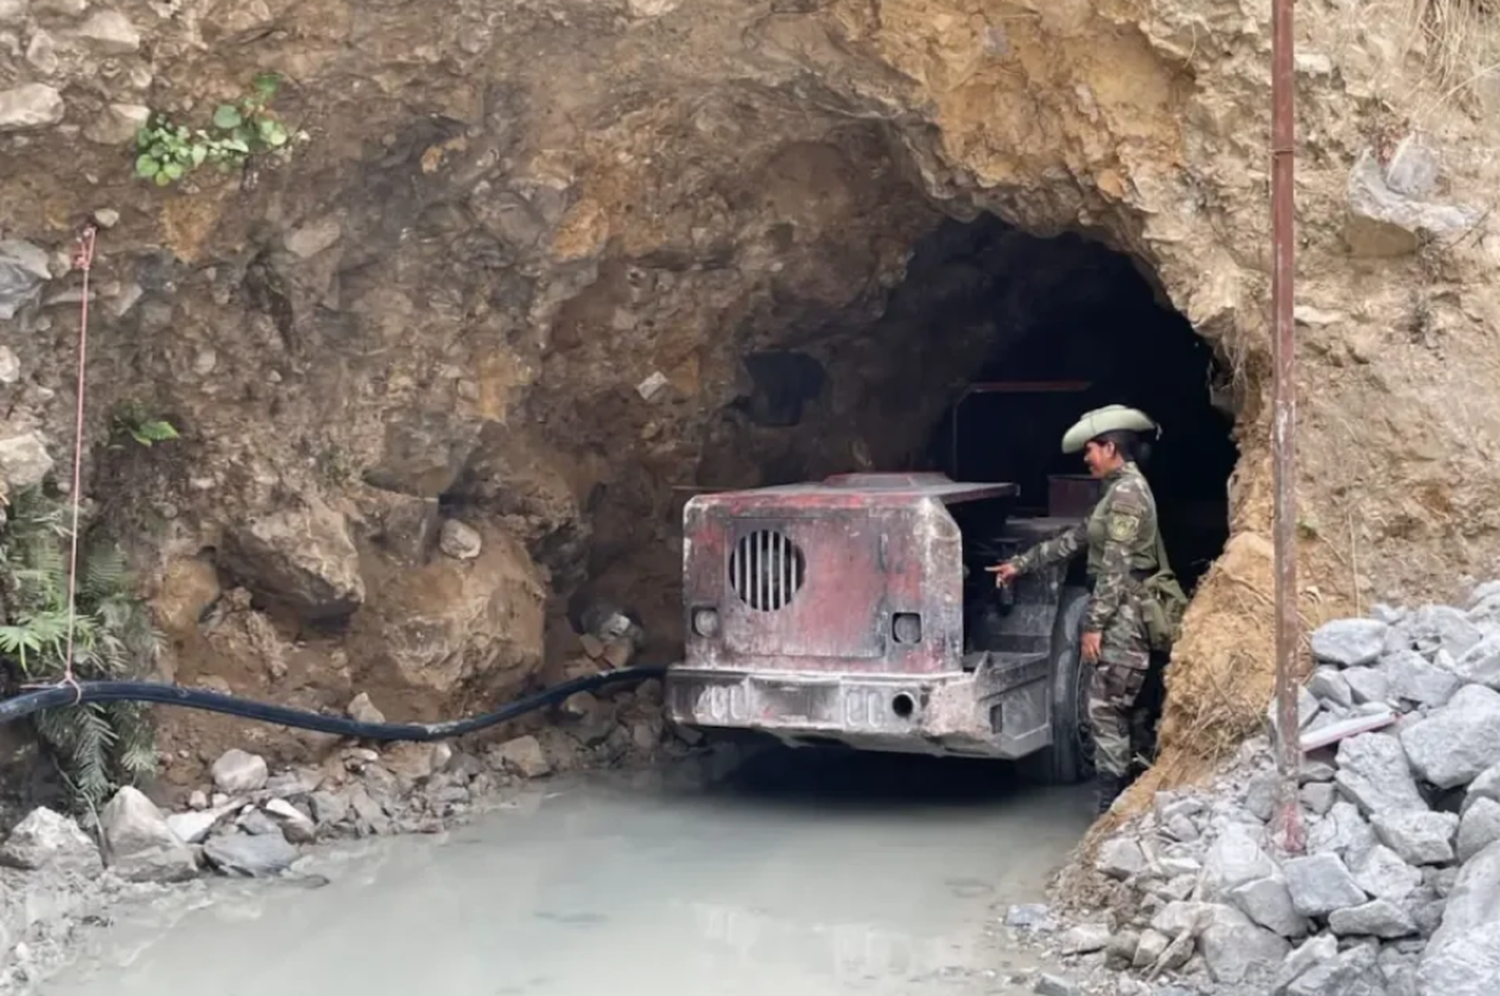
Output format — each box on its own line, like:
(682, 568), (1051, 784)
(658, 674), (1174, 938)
(1060, 405), (1159, 454)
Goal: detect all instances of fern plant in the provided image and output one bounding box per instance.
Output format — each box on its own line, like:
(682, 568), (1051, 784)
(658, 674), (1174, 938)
(0, 488), (163, 819)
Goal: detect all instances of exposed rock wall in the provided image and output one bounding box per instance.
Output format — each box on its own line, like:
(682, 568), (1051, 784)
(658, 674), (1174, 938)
(2, 0), (1499, 785)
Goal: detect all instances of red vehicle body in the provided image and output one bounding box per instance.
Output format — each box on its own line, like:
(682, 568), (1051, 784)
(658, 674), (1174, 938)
(665, 467), (1102, 781)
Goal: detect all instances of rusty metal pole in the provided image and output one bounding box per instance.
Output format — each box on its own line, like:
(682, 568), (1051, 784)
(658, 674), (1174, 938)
(1270, 0), (1304, 853)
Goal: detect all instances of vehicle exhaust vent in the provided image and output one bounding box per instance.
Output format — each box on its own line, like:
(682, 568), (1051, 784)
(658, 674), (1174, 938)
(728, 529), (806, 612)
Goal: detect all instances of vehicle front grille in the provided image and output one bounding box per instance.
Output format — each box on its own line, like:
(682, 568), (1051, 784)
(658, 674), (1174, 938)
(728, 529), (806, 611)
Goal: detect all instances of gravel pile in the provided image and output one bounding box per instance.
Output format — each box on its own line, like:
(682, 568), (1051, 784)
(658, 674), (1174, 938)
(1007, 587), (1500, 996)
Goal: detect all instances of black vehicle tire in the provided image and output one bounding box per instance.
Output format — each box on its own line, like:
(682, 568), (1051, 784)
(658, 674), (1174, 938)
(1017, 585), (1094, 785)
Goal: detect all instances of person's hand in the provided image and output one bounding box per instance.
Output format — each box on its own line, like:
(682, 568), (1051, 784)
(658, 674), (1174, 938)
(987, 562), (1018, 587)
(1081, 631), (1102, 664)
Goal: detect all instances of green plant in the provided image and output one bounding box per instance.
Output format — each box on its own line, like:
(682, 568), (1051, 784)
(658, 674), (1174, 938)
(0, 489), (162, 818)
(134, 72), (298, 187)
(111, 401), (180, 448)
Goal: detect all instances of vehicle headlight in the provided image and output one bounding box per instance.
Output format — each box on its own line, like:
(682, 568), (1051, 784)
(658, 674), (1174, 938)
(692, 607), (720, 637)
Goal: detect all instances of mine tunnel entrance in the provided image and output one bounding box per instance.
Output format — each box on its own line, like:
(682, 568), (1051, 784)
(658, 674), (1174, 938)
(912, 219), (1240, 596)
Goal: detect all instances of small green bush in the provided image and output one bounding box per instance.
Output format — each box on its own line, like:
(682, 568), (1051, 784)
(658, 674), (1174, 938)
(0, 489), (162, 819)
(135, 72), (297, 187)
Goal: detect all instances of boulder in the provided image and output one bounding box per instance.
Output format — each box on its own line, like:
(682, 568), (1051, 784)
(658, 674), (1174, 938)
(165, 806), (233, 845)
(1408, 604), (1485, 659)
(1343, 666), (1392, 706)
(1419, 841), (1500, 996)
(1400, 684), (1500, 789)
(1372, 810), (1459, 865)
(491, 735), (551, 778)
(1383, 650), (1461, 708)
(1205, 824), (1277, 893)
(1308, 801), (1378, 864)
(1457, 797), (1500, 863)
(1310, 618), (1388, 667)
(1273, 934), (1339, 992)
(1351, 843), (1422, 902)
(100, 787), (198, 883)
(1096, 837), (1148, 881)
(0, 240), (51, 321)
(76, 10), (140, 53)
(0, 431), (53, 490)
(221, 497), (365, 621)
(1310, 667), (1353, 708)
(1446, 634), (1500, 689)
(203, 832), (298, 877)
(1466, 762), (1500, 813)
(0, 85), (65, 134)
(1198, 911), (1291, 985)
(211, 749), (269, 795)
(1327, 898), (1417, 938)
(0, 807), (101, 874)
(1282, 852), (1368, 917)
(439, 518), (483, 560)
(1284, 942), (1385, 996)
(350, 526), (545, 699)
(1334, 731), (1427, 816)
(1227, 875), (1308, 938)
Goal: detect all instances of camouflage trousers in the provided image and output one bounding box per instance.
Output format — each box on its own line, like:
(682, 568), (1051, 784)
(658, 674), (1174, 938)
(1087, 589), (1153, 779)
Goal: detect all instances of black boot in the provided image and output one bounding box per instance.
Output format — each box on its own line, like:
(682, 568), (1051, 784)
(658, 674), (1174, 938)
(1094, 772), (1124, 815)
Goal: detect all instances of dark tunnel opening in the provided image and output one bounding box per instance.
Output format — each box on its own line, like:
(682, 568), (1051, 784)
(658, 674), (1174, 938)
(911, 217), (1240, 596)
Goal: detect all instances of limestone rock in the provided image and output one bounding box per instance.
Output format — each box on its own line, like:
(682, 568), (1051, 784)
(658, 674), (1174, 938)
(284, 216), (342, 259)
(439, 518), (482, 560)
(1310, 667), (1353, 708)
(1327, 898), (1417, 938)
(203, 832), (298, 877)
(263, 799), (318, 844)
(211, 749), (269, 795)
(1227, 875), (1307, 938)
(1344, 666), (1392, 706)
(0, 239), (51, 321)
(491, 735), (550, 778)
(0, 431), (53, 490)
(0, 807), (100, 874)
(1351, 843), (1422, 902)
(347, 692), (387, 725)
(1372, 810), (1458, 865)
(1420, 841), (1500, 995)
(0, 0), (28, 23)
(1282, 852), (1368, 917)
(1273, 934), (1338, 992)
(76, 10), (139, 52)
(1457, 797), (1500, 862)
(1384, 650), (1461, 708)
(1311, 618), (1388, 666)
(1308, 800), (1378, 864)
(1058, 922), (1110, 954)
(165, 807), (231, 845)
(1334, 731), (1427, 816)
(1446, 635), (1500, 689)
(1284, 942), (1385, 996)
(1409, 604), (1484, 659)
(100, 787), (197, 883)
(222, 498), (365, 621)
(1346, 148), (1482, 255)
(1205, 823), (1276, 893)
(1400, 684), (1500, 789)
(1096, 837), (1147, 880)
(1198, 910), (1290, 985)
(83, 103), (149, 145)
(0, 84), (64, 132)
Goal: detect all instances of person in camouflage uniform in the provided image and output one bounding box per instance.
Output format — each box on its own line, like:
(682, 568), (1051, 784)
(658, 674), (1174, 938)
(989, 405), (1167, 814)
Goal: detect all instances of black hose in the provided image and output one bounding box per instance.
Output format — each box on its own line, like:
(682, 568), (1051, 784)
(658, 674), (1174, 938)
(0, 666), (669, 742)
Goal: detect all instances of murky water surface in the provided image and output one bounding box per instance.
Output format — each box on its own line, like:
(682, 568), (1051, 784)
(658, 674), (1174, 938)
(40, 749), (1094, 995)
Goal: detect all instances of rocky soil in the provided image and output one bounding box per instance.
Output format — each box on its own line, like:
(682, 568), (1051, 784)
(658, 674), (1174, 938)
(1004, 584), (1500, 996)
(0, 677), (692, 990)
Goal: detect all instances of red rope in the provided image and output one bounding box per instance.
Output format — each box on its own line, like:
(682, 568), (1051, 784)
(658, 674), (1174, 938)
(23, 225), (96, 701)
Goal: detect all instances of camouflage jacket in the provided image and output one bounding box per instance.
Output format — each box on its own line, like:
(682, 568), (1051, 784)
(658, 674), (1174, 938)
(1007, 461), (1160, 634)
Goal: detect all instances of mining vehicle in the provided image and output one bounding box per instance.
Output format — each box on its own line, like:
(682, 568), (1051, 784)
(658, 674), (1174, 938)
(663, 382), (1104, 783)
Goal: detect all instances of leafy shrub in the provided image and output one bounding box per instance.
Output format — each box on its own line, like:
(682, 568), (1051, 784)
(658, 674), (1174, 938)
(0, 489), (162, 819)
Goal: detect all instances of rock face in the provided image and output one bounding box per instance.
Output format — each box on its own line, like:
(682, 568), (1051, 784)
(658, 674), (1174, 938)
(3, 0), (1500, 797)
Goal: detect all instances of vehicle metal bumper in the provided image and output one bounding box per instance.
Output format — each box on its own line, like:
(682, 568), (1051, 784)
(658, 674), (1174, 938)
(664, 661), (1052, 759)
